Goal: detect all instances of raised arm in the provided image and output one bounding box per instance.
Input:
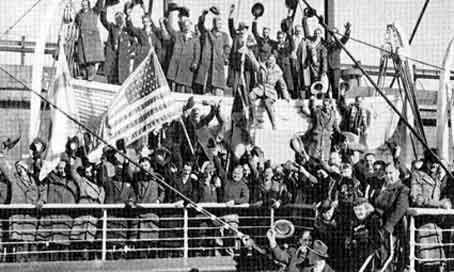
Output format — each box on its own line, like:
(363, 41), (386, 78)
(198, 10), (209, 34)
(125, 16), (141, 38)
(228, 4), (236, 39)
(252, 20), (261, 41)
(99, 8), (112, 31)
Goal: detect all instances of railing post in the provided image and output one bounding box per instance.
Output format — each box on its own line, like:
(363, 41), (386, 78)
(101, 209), (108, 261)
(270, 208), (275, 227)
(409, 215), (416, 272)
(183, 207), (188, 259)
(20, 35), (26, 65)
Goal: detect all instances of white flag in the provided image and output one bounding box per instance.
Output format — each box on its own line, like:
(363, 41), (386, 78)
(39, 45), (80, 180)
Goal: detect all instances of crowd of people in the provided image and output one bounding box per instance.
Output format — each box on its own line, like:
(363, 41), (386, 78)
(69, 0), (351, 100)
(0, 1), (451, 272)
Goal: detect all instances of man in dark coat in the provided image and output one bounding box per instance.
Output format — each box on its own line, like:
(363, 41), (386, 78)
(338, 95), (371, 138)
(162, 14), (200, 93)
(131, 157), (164, 258)
(100, 8), (135, 84)
(39, 160), (80, 261)
(304, 28), (328, 89)
(101, 147), (136, 260)
(324, 22), (351, 99)
(252, 19), (276, 52)
(302, 97), (341, 162)
(75, 0), (105, 80)
(373, 163), (409, 272)
(275, 30), (296, 98)
(125, 10), (164, 69)
(195, 10), (231, 95)
(223, 165), (250, 205)
(227, 4), (257, 104)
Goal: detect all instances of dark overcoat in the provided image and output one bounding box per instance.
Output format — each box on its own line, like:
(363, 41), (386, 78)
(166, 32), (200, 87)
(194, 14), (231, 91)
(275, 37), (296, 92)
(75, 9), (104, 65)
(39, 172), (80, 244)
(100, 10), (135, 84)
(305, 106), (340, 162)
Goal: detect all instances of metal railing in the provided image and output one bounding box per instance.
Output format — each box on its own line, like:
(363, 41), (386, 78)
(0, 203), (315, 263)
(407, 208), (454, 272)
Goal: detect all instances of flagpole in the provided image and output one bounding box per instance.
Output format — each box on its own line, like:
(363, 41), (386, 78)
(178, 117), (195, 156)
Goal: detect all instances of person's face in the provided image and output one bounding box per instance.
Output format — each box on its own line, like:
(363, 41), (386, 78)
(140, 160), (152, 172)
(183, 165), (192, 176)
(314, 29), (323, 39)
(322, 98), (330, 109)
(17, 165), (27, 178)
(277, 32), (285, 43)
(299, 232), (313, 247)
(354, 204), (368, 220)
(57, 161), (66, 177)
(213, 18), (223, 30)
(428, 161), (440, 174)
(341, 166), (352, 178)
(263, 179), (272, 191)
(70, 142), (78, 151)
(266, 55), (276, 67)
(243, 164), (251, 177)
(329, 152), (341, 166)
(143, 17), (152, 28)
(85, 166), (93, 179)
(322, 208), (334, 221)
(191, 109), (201, 123)
(81, 0), (90, 12)
(262, 28), (270, 38)
(384, 165), (398, 185)
(356, 97), (364, 108)
(239, 27), (247, 36)
(349, 151), (360, 164)
(182, 20), (192, 32)
(373, 163), (384, 175)
(115, 14), (124, 26)
(365, 155), (376, 169)
(232, 167), (244, 182)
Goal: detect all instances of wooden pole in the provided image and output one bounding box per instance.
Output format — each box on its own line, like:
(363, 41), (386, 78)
(148, 0), (153, 14)
(178, 117), (195, 156)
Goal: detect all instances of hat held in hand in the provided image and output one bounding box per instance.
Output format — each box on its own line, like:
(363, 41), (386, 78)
(272, 219), (295, 239)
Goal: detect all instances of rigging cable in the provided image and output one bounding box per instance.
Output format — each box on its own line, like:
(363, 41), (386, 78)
(2, 0), (44, 36)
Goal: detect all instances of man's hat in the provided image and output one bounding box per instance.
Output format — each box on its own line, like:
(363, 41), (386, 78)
(238, 22), (249, 31)
(308, 240), (329, 259)
(251, 3), (264, 18)
(285, 0), (299, 10)
(209, 6), (220, 15)
(272, 219), (295, 239)
(178, 6), (190, 17)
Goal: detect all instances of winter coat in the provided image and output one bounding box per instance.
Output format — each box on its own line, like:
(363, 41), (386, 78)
(373, 180), (409, 234)
(410, 170), (442, 208)
(305, 105), (340, 162)
(275, 37), (296, 92)
(70, 166), (105, 242)
(125, 19), (163, 69)
(194, 13), (231, 91)
(166, 30), (200, 87)
(131, 172), (164, 240)
(223, 178), (250, 204)
(75, 8), (104, 65)
(100, 10), (135, 84)
(102, 161), (136, 244)
(39, 172), (80, 244)
(251, 61), (290, 102)
(0, 160), (41, 241)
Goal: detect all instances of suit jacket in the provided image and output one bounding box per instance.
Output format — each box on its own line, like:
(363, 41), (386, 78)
(272, 246), (335, 272)
(410, 170), (441, 208)
(373, 180), (409, 233)
(251, 62), (289, 102)
(324, 30), (350, 70)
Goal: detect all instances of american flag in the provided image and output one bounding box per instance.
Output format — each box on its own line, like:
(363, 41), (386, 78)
(104, 49), (180, 145)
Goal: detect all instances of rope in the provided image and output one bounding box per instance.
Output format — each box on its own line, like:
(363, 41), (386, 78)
(2, 0), (44, 36)
(0, 63), (256, 252)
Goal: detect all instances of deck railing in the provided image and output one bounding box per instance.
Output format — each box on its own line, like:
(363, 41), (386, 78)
(0, 203), (315, 263)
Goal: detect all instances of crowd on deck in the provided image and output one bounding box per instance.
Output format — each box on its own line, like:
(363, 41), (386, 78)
(0, 1), (452, 272)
